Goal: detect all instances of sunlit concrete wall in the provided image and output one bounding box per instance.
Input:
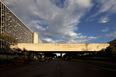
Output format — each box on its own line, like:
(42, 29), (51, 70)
(33, 31), (38, 43)
(33, 31), (42, 43)
(10, 43), (110, 52)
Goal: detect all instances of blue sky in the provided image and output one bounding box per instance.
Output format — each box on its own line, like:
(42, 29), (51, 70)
(2, 0), (116, 43)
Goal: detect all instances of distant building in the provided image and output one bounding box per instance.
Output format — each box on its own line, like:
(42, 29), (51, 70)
(108, 39), (116, 48)
(0, 1), (42, 49)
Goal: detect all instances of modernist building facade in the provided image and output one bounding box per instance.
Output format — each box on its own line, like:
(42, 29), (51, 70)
(0, 1), (41, 49)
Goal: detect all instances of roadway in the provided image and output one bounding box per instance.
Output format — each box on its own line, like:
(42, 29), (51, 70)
(0, 59), (116, 77)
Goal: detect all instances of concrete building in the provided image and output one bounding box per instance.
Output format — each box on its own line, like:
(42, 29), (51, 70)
(0, 1), (41, 47)
(33, 31), (42, 43)
(0, 1), (33, 43)
(33, 31), (39, 43)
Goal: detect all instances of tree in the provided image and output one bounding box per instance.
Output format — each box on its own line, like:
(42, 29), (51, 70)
(0, 32), (18, 50)
(97, 49), (105, 56)
(105, 46), (116, 56)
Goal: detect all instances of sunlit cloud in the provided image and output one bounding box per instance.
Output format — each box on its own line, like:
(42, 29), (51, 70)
(99, 17), (109, 23)
(2, 0), (116, 43)
(101, 27), (109, 32)
(2, 0), (93, 43)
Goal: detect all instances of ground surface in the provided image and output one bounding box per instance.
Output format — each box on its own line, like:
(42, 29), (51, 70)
(0, 59), (116, 77)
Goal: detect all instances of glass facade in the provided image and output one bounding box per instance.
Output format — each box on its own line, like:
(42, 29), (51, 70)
(0, 1), (33, 44)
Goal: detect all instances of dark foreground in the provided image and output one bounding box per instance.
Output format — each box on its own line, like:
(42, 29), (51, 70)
(0, 59), (116, 77)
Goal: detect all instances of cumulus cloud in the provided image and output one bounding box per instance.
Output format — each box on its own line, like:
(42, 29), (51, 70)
(88, 0), (116, 23)
(97, 0), (116, 22)
(99, 17), (109, 23)
(88, 36), (97, 39)
(2, 0), (116, 43)
(101, 27), (109, 32)
(97, 0), (116, 14)
(43, 38), (55, 43)
(88, 31), (116, 40)
(2, 0), (93, 43)
(102, 31), (116, 38)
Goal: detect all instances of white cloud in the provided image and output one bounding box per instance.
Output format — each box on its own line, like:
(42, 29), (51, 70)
(99, 17), (109, 23)
(97, 0), (116, 14)
(2, 0), (93, 43)
(69, 0), (92, 8)
(88, 0), (116, 23)
(88, 36), (97, 39)
(101, 27), (109, 32)
(67, 32), (77, 37)
(97, 0), (116, 23)
(43, 38), (55, 43)
(102, 31), (116, 38)
(88, 31), (116, 40)
(2, 0), (116, 43)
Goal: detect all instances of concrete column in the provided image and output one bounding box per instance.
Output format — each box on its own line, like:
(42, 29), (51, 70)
(60, 53), (66, 57)
(33, 31), (38, 43)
